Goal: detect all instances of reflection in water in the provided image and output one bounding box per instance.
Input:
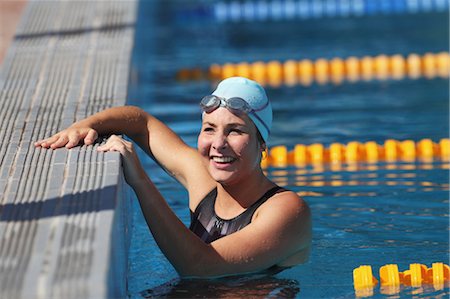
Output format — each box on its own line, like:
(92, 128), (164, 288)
(141, 275), (300, 298)
(267, 161), (449, 196)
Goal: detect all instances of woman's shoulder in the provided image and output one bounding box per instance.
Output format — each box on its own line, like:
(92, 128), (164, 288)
(252, 187), (311, 259)
(270, 187), (308, 204)
(258, 188), (310, 220)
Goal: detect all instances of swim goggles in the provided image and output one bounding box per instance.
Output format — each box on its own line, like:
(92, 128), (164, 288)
(200, 94), (270, 133)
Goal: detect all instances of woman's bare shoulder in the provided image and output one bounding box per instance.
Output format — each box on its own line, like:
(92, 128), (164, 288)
(266, 189), (310, 216)
(253, 188), (311, 236)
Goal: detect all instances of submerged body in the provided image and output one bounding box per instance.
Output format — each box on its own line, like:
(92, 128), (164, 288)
(35, 77), (311, 278)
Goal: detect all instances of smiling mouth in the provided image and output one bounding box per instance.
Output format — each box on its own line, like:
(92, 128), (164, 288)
(211, 156), (236, 163)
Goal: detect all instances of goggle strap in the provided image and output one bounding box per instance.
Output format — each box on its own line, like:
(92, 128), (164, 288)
(249, 111), (270, 136)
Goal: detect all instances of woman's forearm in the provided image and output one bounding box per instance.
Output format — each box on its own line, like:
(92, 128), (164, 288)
(35, 106), (147, 149)
(76, 105), (148, 137)
(132, 177), (212, 277)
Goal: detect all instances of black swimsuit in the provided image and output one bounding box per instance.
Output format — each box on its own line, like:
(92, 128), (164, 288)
(189, 186), (285, 244)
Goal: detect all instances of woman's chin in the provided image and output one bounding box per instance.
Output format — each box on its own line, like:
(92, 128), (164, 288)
(209, 167), (237, 185)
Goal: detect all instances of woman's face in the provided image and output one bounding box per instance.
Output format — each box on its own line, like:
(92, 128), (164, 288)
(198, 107), (262, 185)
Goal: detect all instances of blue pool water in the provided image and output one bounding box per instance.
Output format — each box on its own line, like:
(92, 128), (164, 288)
(126, 1), (449, 298)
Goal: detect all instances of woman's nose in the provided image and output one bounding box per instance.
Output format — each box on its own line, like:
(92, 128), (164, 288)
(212, 133), (227, 150)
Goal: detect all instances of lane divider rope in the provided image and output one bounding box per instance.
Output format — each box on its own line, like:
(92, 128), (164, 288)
(177, 52), (450, 87)
(261, 138), (450, 168)
(177, 0), (449, 23)
(353, 263), (450, 297)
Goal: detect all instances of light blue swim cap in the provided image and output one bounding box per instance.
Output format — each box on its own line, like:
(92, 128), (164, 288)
(211, 77), (272, 143)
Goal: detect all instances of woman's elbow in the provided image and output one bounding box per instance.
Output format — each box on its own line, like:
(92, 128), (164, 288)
(176, 249), (232, 279)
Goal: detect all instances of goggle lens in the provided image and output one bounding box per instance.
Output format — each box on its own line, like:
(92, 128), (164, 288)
(200, 95), (251, 114)
(226, 97), (251, 113)
(200, 95), (221, 113)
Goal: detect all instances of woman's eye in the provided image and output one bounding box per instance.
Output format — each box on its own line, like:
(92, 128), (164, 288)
(203, 127), (214, 132)
(229, 128), (243, 134)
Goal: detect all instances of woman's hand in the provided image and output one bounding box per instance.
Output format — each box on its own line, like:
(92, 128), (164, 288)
(34, 125), (99, 149)
(97, 135), (146, 187)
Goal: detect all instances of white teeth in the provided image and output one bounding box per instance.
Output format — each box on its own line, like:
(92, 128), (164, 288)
(212, 156), (235, 163)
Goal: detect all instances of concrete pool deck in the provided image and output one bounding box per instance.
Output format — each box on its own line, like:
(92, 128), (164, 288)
(0, 1), (137, 298)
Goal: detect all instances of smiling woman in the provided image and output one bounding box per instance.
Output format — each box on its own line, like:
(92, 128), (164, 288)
(34, 76), (312, 278)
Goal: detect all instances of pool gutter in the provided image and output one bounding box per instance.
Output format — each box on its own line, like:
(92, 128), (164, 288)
(0, 1), (137, 298)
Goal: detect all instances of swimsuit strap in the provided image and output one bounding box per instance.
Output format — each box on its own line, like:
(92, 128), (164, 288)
(238, 186), (284, 221)
(190, 186), (286, 244)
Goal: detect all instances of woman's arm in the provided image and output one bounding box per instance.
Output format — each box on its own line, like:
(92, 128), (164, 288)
(35, 106), (149, 149)
(133, 174), (311, 278)
(35, 106), (213, 191)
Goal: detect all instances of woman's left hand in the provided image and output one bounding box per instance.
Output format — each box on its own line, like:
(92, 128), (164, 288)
(97, 135), (146, 187)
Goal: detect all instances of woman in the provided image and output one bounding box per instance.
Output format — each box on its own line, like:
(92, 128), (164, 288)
(35, 77), (311, 278)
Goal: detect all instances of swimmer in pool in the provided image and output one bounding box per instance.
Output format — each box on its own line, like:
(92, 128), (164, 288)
(35, 77), (311, 278)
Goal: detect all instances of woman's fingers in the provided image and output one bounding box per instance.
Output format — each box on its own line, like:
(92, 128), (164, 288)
(35, 134), (61, 148)
(65, 131), (83, 149)
(50, 135), (70, 149)
(97, 135), (125, 153)
(97, 135), (144, 186)
(35, 128), (99, 149)
(84, 129), (98, 145)
(97, 135), (134, 158)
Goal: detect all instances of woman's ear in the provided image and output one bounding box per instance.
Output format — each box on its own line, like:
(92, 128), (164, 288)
(261, 148), (268, 161)
(261, 144), (268, 160)
(260, 143), (267, 152)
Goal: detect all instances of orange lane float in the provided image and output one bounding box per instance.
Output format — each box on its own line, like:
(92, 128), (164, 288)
(353, 263), (450, 297)
(260, 138), (450, 168)
(177, 52), (450, 87)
